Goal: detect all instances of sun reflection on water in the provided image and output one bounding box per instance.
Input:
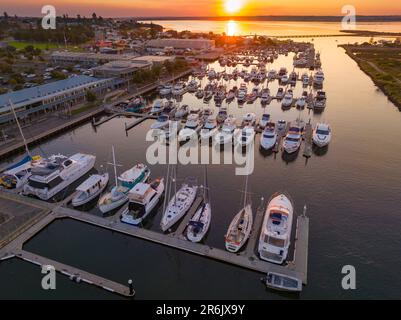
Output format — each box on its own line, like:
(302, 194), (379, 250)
(226, 20), (238, 36)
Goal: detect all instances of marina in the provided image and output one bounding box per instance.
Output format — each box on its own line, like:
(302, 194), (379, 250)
(1, 15), (401, 300)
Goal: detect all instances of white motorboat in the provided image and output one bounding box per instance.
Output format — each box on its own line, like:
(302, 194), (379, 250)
(161, 183), (198, 232)
(23, 153), (96, 201)
(98, 159), (150, 213)
(281, 90), (293, 108)
(258, 192), (294, 264)
(214, 116), (239, 145)
(260, 88), (270, 104)
(268, 69), (277, 79)
(0, 155), (41, 190)
(150, 99), (166, 114)
(236, 126), (255, 147)
(280, 74), (289, 84)
(283, 123), (303, 154)
(313, 123), (332, 147)
(195, 89), (204, 98)
(313, 90), (327, 110)
(242, 112), (257, 126)
(200, 116), (218, 140)
(302, 73), (309, 86)
(174, 104), (189, 119)
(276, 87), (284, 99)
(296, 96), (306, 109)
(159, 84), (172, 95)
(172, 82), (186, 96)
(259, 113), (270, 129)
(216, 108), (228, 124)
(178, 113), (202, 142)
(277, 120), (287, 132)
(187, 79), (199, 92)
(260, 123), (278, 150)
(313, 70), (325, 86)
(121, 178), (165, 225)
(150, 114), (170, 130)
(72, 173), (109, 207)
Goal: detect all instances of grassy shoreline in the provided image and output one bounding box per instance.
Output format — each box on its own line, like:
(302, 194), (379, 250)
(340, 45), (401, 109)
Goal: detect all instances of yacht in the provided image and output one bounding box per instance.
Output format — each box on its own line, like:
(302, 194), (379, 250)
(216, 108), (228, 124)
(214, 116), (239, 145)
(236, 126), (255, 147)
(23, 153), (96, 201)
(150, 114), (170, 130)
(313, 70), (325, 86)
(159, 121), (182, 144)
(276, 87), (284, 99)
(313, 123), (332, 147)
(296, 96), (306, 109)
(259, 113), (270, 129)
(195, 89), (204, 98)
(186, 202), (211, 242)
(268, 69), (277, 79)
(161, 183), (198, 232)
(242, 113), (257, 127)
(159, 84), (172, 95)
(150, 99), (166, 114)
(225, 177), (253, 253)
(277, 120), (287, 132)
(263, 272), (302, 292)
(98, 162), (150, 213)
(174, 104), (189, 119)
(260, 123), (278, 150)
(178, 113), (202, 142)
(203, 90), (213, 102)
(172, 82), (186, 96)
(121, 178), (165, 225)
(72, 173), (109, 207)
(187, 79), (199, 92)
(260, 88), (270, 104)
(0, 155), (41, 190)
(280, 74), (289, 85)
(258, 192), (294, 264)
(281, 90), (293, 108)
(226, 89), (236, 101)
(200, 116), (218, 140)
(314, 91), (327, 110)
(282, 123), (303, 154)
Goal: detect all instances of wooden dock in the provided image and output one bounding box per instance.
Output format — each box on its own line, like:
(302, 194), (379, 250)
(92, 113), (122, 127)
(303, 122), (313, 158)
(15, 249), (133, 297)
(124, 115), (156, 131)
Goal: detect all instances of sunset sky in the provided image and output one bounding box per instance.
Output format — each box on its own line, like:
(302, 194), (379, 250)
(1, 0), (400, 17)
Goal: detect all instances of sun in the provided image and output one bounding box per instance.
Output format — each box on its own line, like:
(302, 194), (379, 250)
(224, 0), (244, 14)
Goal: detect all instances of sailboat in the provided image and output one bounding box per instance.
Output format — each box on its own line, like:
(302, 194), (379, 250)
(0, 99), (41, 190)
(186, 165), (211, 242)
(225, 175), (253, 253)
(98, 146), (150, 213)
(160, 165), (198, 232)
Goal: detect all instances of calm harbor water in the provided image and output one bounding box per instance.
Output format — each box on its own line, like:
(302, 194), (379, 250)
(2, 22), (401, 299)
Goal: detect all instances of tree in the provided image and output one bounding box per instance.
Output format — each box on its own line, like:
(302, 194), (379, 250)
(3, 12), (8, 19)
(92, 12), (97, 21)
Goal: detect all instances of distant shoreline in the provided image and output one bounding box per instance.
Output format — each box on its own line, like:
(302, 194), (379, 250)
(134, 15), (401, 22)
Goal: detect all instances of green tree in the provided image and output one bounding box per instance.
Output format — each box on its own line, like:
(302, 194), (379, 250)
(86, 90), (97, 102)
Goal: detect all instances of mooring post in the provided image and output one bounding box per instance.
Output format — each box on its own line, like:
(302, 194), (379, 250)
(128, 279), (134, 296)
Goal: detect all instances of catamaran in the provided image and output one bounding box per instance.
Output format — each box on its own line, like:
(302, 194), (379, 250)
(258, 192), (294, 264)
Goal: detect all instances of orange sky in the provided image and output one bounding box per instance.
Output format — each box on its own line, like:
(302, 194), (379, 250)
(1, 0), (400, 17)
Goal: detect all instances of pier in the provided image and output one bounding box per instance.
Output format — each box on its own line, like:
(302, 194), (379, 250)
(303, 121), (313, 158)
(0, 190), (309, 296)
(124, 114), (158, 131)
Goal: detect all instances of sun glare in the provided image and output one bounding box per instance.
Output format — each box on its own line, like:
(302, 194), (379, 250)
(224, 0), (244, 14)
(226, 20), (238, 36)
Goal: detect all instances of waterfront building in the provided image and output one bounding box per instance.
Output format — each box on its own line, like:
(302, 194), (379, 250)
(0, 75), (121, 125)
(92, 60), (152, 79)
(146, 38), (215, 52)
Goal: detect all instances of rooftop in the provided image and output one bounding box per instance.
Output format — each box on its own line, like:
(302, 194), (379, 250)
(0, 75), (112, 110)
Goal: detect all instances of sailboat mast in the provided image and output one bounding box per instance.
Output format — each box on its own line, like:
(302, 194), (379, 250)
(162, 163), (170, 214)
(243, 174), (249, 207)
(9, 99), (30, 156)
(111, 145), (118, 187)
